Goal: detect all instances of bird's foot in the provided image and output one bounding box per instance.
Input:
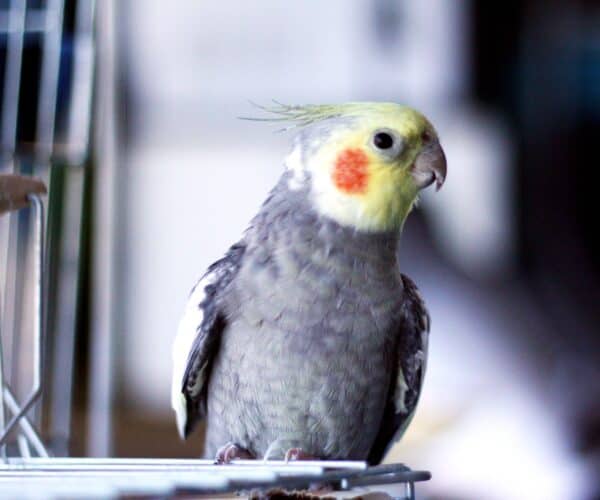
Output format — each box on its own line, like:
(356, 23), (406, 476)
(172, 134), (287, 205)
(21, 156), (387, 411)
(284, 447), (317, 462)
(215, 442), (254, 464)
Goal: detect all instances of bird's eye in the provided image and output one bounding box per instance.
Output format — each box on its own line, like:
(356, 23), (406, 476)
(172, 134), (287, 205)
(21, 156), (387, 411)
(421, 130), (432, 143)
(373, 132), (394, 150)
(370, 129), (404, 160)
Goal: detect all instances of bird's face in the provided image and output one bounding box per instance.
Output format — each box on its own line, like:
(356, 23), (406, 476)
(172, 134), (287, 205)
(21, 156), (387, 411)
(286, 103), (446, 232)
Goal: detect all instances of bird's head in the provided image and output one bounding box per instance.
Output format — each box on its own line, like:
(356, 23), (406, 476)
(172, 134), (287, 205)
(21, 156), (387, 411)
(268, 102), (446, 232)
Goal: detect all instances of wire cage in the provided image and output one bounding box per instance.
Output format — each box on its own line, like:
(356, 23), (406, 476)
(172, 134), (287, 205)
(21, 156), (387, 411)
(0, 2), (431, 497)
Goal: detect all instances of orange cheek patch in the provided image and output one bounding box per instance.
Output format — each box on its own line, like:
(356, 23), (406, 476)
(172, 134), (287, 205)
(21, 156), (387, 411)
(332, 148), (369, 194)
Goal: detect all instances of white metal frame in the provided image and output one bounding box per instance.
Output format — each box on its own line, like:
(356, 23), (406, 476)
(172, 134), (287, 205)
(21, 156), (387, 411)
(0, 193), (48, 459)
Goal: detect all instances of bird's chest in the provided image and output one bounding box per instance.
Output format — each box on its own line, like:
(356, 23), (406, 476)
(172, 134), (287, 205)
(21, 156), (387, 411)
(216, 308), (396, 458)
(229, 264), (400, 363)
(210, 227), (403, 457)
(216, 259), (400, 454)
(231, 232), (402, 338)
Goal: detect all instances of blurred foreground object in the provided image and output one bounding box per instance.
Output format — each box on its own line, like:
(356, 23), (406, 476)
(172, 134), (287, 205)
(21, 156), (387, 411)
(0, 188), (48, 458)
(0, 175), (46, 215)
(172, 103), (445, 464)
(0, 0), (98, 457)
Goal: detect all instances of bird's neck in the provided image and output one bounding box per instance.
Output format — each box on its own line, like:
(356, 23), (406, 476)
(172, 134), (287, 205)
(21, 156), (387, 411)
(317, 216), (400, 269)
(250, 178), (401, 278)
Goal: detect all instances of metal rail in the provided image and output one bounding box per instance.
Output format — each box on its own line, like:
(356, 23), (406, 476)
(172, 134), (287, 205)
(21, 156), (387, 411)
(0, 459), (429, 498)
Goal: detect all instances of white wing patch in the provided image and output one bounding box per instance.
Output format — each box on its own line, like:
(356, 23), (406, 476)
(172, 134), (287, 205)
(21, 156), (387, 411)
(393, 368), (410, 414)
(170, 272), (217, 439)
(418, 328), (429, 382)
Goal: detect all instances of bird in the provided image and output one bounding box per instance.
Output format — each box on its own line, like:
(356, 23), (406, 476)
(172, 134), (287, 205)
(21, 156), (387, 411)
(0, 174), (47, 216)
(171, 102), (446, 464)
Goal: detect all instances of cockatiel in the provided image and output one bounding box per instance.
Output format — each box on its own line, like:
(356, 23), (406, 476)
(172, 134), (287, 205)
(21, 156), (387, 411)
(171, 102), (446, 464)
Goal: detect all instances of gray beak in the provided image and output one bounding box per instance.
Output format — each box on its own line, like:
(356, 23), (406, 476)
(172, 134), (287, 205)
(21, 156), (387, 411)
(411, 140), (447, 191)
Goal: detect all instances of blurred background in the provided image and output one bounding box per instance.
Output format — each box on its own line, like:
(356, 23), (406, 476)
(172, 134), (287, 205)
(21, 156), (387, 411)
(1, 1), (599, 498)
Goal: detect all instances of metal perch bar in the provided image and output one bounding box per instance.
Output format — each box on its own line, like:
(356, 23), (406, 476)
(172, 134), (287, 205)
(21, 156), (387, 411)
(0, 459), (429, 498)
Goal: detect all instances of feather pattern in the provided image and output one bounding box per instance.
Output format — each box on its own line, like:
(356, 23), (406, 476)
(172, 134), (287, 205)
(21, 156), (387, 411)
(367, 274), (430, 464)
(239, 101), (422, 133)
(239, 101), (351, 130)
(171, 243), (245, 438)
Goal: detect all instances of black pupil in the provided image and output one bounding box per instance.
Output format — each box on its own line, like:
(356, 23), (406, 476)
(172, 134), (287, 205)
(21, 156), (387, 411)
(374, 132), (394, 150)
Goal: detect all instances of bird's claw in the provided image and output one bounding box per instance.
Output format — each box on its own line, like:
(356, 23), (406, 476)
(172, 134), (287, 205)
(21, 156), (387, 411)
(284, 447), (316, 462)
(215, 442), (254, 464)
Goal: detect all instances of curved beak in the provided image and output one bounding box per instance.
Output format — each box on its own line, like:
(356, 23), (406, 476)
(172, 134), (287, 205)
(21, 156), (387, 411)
(411, 140), (447, 191)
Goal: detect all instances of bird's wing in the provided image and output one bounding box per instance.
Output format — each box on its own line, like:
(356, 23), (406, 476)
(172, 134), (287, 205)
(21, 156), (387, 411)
(171, 243), (245, 439)
(367, 274), (430, 465)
